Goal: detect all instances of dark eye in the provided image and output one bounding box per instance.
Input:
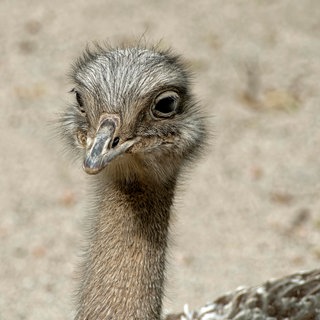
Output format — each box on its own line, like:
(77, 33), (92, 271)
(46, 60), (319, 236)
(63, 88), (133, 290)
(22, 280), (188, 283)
(75, 91), (83, 107)
(73, 90), (86, 114)
(152, 91), (179, 118)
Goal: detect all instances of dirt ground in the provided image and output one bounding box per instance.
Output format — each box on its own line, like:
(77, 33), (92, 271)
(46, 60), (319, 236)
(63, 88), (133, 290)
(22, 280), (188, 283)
(1, 1), (320, 319)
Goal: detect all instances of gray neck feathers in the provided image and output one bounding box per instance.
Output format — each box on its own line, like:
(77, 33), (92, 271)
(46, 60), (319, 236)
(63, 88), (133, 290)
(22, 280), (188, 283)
(75, 176), (175, 320)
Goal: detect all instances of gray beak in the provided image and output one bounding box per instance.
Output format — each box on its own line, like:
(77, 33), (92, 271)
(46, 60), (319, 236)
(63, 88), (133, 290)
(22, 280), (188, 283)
(83, 116), (138, 175)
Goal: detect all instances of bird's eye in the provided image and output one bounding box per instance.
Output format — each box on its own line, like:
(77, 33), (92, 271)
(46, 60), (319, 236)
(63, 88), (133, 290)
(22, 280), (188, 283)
(73, 90), (86, 115)
(75, 91), (83, 106)
(151, 91), (179, 118)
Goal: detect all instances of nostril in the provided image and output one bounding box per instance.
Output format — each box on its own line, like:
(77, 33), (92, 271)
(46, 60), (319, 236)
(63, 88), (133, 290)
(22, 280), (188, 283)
(112, 137), (120, 148)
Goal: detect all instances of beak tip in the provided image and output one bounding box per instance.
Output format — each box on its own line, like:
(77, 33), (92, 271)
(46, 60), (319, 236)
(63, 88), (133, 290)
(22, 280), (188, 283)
(83, 159), (103, 175)
(83, 166), (102, 175)
(82, 136), (140, 175)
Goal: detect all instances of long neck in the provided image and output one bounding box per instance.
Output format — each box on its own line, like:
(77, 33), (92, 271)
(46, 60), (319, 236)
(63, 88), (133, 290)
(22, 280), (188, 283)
(75, 175), (175, 320)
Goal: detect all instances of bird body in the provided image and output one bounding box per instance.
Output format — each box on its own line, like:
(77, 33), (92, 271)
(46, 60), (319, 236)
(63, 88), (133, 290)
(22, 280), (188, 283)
(60, 44), (320, 320)
(167, 270), (320, 319)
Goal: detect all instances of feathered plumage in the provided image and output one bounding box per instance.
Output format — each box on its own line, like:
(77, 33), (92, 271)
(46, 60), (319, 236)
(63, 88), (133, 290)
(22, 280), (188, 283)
(167, 270), (320, 319)
(59, 44), (320, 320)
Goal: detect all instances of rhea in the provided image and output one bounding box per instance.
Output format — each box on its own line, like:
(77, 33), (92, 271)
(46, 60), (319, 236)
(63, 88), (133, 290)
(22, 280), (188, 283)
(60, 45), (320, 320)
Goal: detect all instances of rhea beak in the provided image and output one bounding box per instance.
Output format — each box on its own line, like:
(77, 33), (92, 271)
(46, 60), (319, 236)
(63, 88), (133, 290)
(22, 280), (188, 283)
(83, 115), (139, 175)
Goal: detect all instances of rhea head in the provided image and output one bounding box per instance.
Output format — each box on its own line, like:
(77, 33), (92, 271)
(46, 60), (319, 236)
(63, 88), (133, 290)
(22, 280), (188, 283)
(61, 45), (206, 184)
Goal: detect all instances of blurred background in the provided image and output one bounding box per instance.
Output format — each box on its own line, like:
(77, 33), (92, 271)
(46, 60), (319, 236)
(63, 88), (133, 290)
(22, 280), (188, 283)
(1, 0), (320, 319)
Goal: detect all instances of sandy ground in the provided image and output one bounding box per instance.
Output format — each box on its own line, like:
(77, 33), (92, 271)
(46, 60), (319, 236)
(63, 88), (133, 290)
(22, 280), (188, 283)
(1, 1), (320, 319)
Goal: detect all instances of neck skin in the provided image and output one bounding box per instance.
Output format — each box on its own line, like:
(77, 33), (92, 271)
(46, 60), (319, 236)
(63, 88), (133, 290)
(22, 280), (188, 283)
(75, 172), (175, 320)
